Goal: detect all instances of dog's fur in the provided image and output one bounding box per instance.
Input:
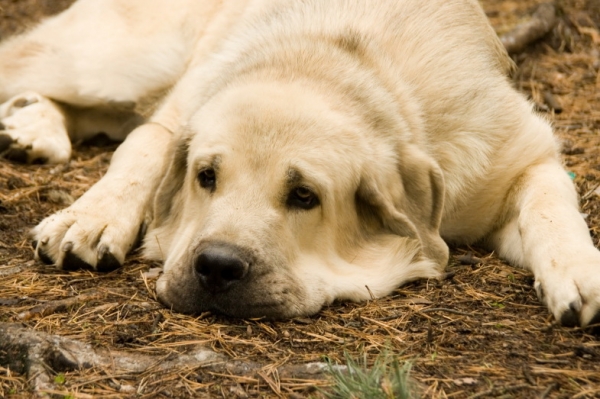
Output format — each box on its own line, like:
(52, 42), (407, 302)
(2, 0), (600, 325)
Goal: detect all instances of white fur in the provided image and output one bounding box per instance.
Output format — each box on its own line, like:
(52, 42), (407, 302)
(2, 0), (598, 324)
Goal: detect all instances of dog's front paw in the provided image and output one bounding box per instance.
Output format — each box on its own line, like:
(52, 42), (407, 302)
(0, 92), (71, 164)
(534, 249), (600, 328)
(31, 196), (145, 272)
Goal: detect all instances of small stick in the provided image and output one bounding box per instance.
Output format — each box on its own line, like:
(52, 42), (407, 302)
(540, 382), (559, 399)
(534, 357), (570, 365)
(522, 366), (536, 386)
(17, 290), (103, 320)
(468, 384), (531, 399)
(420, 307), (473, 317)
(457, 252), (484, 265)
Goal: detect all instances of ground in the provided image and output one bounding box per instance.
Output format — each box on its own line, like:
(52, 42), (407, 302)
(1, 0), (599, 398)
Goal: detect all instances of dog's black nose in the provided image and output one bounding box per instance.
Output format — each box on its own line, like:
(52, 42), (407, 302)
(194, 244), (249, 293)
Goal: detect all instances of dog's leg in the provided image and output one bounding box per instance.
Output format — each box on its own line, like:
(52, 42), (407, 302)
(0, 0), (200, 105)
(0, 91), (143, 163)
(0, 0), (205, 163)
(30, 123), (171, 271)
(488, 161), (600, 327)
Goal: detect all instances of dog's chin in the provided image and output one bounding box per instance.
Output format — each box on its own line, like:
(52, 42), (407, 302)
(155, 270), (314, 319)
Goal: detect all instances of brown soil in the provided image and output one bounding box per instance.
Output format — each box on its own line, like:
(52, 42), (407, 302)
(1, 1), (600, 398)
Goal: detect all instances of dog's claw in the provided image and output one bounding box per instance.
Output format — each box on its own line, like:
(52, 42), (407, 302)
(35, 242), (55, 265)
(62, 241), (74, 252)
(34, 239), (122, 271)
(96, 245), (121, 272)
(33, 237), (54, 264)
(97, 245), (108, 259)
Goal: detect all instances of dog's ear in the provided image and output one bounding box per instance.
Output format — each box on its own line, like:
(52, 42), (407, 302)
(151, 135), (190, 229)
(143, 134), (190, 261)
(356, 143), (448, 268)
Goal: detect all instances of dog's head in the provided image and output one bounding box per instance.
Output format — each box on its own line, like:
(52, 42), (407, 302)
(145, 79), (448, 318)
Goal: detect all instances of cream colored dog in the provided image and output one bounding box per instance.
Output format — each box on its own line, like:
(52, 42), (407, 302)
(2, 0), (599, 326)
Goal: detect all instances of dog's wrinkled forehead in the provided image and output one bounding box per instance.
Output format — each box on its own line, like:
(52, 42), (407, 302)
(184, 81), (371, 186)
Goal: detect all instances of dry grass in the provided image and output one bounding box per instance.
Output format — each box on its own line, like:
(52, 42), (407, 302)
(1, 0), (600, 398)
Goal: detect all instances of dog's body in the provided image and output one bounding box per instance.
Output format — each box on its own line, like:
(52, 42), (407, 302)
(2, 0), (599, 325)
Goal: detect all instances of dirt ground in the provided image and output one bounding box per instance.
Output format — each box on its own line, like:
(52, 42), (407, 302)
(1, 0), (600, 398)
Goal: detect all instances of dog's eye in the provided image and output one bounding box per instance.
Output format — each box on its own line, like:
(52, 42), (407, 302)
(287, 186), (319, 210)
(198, 168), (216, 190)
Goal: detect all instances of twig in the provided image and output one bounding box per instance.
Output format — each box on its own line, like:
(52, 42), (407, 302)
(468, 383), (531, 399)
(500, 3), (558, 54)
(17, 290), (104, 320)
(457, 252), (484, 265)
(0, 322), (335, 394)
(522, 366), (536, 386)
(257, 370), (281, 396)
(539, 382), (559, 399)
(0, 260), (37, 277)
(0, 322), (223, 394)
(581, 182), (600, 200)
(420, 308), (473, 317)
(534, 357), (570, 365)
(0, 265), (26, 277)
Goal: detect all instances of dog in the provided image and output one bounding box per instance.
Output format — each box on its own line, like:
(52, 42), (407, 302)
(1, 0), (599, 326)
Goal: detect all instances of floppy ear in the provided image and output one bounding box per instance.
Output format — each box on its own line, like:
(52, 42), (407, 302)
(143, 134), (190, 261)
(397, 144), (448, 266)
(357, 143), (448, 268)
(151, 135), (190, 229)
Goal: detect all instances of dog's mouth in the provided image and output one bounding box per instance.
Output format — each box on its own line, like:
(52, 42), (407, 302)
(155, 249), (309, 319)
(203, 294), (300, 319)
(156, 276), (306, 319)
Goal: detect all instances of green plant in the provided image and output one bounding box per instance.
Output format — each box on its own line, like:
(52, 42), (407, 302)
(54, 373), (66, 385)
(322, 351), (417, 399)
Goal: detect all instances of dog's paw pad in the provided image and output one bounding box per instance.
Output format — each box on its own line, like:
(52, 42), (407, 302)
(560, 303), (581, 328)
(0, 130), (29, 163)
(4, 147), (29, 163)
(62, 248), (95, 271)
(36, 248), (55, 265)
(0, 132), (12, 152)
